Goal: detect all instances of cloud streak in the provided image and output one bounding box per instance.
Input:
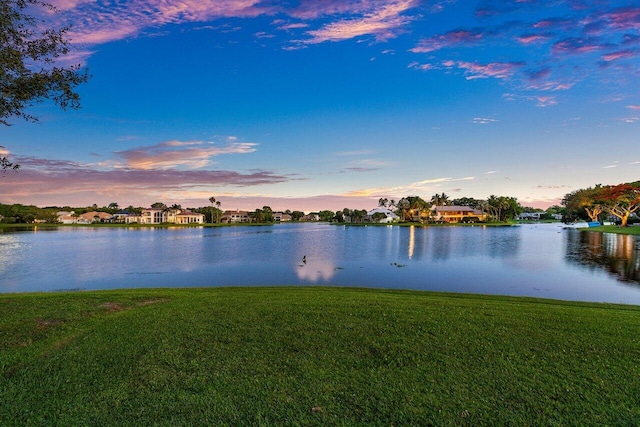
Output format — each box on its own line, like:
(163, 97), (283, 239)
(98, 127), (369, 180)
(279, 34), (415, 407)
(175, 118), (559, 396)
(303, 0), (417, 44)
(115, 140), (258, 170)
(344, 176), (475, 198)
(408, 3), (640, 103)
(2, 154), (293, 206)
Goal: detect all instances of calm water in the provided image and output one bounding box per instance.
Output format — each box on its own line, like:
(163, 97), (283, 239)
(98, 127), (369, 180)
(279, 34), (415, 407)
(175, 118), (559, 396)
(1, 223), (639, 304)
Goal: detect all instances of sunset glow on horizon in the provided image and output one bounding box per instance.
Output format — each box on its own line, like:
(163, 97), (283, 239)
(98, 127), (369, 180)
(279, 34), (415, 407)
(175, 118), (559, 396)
(1, 0), (639, 212)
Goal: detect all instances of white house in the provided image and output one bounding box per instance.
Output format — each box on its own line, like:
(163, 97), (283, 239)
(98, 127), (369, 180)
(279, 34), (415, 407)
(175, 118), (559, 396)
(366, 208), (399, 223)
(176, 210), (205, 224)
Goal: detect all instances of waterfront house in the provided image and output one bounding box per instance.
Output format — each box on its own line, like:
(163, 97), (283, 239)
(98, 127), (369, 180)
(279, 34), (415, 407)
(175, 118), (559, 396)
(366, 208), (399, 223)
(176, 210), (205, 224)
(431, 205), (487, 222)
(221, 209), (250, 223)
(273, 212), (292, 222)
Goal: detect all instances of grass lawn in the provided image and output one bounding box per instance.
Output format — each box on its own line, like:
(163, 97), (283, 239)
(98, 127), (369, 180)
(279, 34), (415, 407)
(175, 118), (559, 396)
(581, 225), (640, 235)
(1, 287), (639, 426)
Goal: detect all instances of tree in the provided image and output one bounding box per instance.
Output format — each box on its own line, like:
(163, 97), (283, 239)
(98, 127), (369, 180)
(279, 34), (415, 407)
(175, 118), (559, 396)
(1, 146), (19, 174)
(485, 195), (521, 222)
(451, 197), (481, 208)
(1, 0), (89, 126)
(598, 182), (640, 227)
(562, 186), (604, 222)
(378, 198), (388, 208)
(371, 212), (387, 223)
(430, 193), (449, 207)
(261, 206), (274, 223)
(150, 202), (166, 209)
(318, 210), (335, 222)
(351, 209), (368, 223)
(208, 197), (216, 224)
(396, 196), (428, 222)
(395, 198), (410, 221)
(291, 210), (305, 221)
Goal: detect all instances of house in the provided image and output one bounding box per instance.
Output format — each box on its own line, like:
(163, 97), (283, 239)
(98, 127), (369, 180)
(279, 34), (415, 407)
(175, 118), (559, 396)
(302, 213), (320, 221)
(139, 208), (204, 224)
(57, 211), (113, 224)
(366, 208), (399, 223)
(273, 212), (292, 222)
(140, 208), (168, 224)
(519, 212), (542, 220)
(431, 205), (487, 223)
(112, 210), (131, 223)
(79, 211), (113, 223)
(175, 210), (205, 224)
(221, 209), (250, 223)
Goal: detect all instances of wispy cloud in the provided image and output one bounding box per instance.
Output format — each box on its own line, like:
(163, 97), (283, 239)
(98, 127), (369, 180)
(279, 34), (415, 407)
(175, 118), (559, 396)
(343, 176), (475, 197)
(114, 140), (257, 170)
(444, 60), (524, 80)
(333, 150), (375, 156)
(304, 0), (417, 44)
(343, 158), (389, 172)
(473, 117), (499, 125)
(53, 0), (266, 50)
(3, 153), (293, 206)
(408, 3), (640, 100)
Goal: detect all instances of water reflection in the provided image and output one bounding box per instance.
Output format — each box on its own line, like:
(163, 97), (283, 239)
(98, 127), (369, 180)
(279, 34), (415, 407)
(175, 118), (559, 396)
(396, 226), (520, 262)
(566, 231), (640, 284)
(408, 226), (415, 259)
(3, 224), (640, 304)
(296, 258), (337, 282)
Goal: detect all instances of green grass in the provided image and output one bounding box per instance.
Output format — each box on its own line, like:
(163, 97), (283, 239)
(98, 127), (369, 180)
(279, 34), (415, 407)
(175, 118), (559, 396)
(0, 222), (275, 229)
(1, 287), (639, 426)
(581, 225), (640, 235)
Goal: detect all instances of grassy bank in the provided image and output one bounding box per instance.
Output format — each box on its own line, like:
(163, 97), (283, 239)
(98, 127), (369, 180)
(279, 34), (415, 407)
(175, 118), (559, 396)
(0, 222), (275, 229)
(581, 225), (640, 235)
(1, 287), (639, 426)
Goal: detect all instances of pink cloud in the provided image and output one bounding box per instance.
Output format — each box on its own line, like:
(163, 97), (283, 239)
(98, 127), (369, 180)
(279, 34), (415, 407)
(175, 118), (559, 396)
(2, 155), (293, 208)
(115, 140), (257, 170)
(276, 22), (309, 31)
(517, 34), (550, 44)
(411, 30), (483, 53)
(603, 6), (640, 31)
(304, 0), (417, 44)
(446, 60), (524, 80)
(601, 50), (637, 62)
(627, 105), (640, 110)
(55, 0), (266, 48)
(534, 96), (557, 107)
(552, 37), (607, 55)
(288, 0), (381, 20)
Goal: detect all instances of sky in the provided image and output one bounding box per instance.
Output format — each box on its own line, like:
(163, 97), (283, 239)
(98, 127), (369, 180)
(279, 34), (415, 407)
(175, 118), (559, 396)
(1, 0), (639, 212)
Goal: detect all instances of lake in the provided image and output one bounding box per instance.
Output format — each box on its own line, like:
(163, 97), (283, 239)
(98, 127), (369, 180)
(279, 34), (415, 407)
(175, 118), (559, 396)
(1, 223), (639, 304)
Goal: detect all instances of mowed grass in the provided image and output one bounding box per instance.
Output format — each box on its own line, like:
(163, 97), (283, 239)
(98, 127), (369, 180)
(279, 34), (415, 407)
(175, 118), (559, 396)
(1, 287), (639, 426)
(583, 225), (640, 235)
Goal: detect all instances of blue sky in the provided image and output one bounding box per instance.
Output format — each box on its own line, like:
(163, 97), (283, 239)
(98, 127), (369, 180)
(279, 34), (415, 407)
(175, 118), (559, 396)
(1, 0), (639, 211)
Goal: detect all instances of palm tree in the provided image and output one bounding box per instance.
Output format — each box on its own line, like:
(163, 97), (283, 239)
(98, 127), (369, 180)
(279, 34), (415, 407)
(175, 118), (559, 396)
(209, 196), (216, 224)
(215, 200), (221, 223)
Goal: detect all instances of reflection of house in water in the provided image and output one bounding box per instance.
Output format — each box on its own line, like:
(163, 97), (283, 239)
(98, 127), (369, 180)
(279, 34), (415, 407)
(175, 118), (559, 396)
(565, 231), (640, 284)
(399, 226), (521, 261)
